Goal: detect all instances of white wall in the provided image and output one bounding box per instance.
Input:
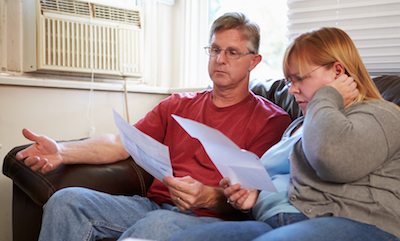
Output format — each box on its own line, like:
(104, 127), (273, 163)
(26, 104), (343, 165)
(0, 84), (169, 241)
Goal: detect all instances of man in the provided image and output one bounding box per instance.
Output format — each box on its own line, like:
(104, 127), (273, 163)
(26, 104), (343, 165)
(17, 12), (291, 240)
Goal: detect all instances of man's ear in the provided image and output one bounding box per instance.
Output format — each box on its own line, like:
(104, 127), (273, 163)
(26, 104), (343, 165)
(248, 54), (262, 72)
(333, 61), (346, 77)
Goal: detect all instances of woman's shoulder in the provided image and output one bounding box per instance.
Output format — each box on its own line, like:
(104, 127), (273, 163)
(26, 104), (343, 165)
(348, 101), (400, 140)
(348, 100), (400, 117)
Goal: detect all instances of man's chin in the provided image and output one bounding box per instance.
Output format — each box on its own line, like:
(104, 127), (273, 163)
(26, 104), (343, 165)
(211, 77), (230, 86)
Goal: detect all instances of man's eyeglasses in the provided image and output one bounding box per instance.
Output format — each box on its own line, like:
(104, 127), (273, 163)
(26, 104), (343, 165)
(284, 63), (333, 88)
(204, 46), (255, 60)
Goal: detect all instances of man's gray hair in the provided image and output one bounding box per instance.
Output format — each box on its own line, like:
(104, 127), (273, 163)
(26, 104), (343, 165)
(209, 12), (260, 54)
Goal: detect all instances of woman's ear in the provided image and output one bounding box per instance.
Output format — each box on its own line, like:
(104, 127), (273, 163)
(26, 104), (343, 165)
(333, 61), (346, 77)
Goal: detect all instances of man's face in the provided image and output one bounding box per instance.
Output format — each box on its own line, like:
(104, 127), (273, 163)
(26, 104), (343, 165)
(208, 29), (260, 89)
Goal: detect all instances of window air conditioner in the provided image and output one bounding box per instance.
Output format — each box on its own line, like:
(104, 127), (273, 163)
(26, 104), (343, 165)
(22, 0), (144, 79)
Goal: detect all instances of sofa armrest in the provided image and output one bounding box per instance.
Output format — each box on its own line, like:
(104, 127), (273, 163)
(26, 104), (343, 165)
(3, 143), (154, 206)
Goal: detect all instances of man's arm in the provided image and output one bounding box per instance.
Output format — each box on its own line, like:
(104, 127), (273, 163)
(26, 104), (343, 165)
(16, 128), (130, 174)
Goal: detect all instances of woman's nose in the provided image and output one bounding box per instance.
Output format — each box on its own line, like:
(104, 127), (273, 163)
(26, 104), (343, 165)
(288, 83), (299, 95)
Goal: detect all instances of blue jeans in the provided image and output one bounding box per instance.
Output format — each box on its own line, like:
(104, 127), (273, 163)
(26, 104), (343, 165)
(170, 213), (308, 241)
(170, 213), (400, 241)
(39, 187), (222, 241)
(253, 216), (400, 241)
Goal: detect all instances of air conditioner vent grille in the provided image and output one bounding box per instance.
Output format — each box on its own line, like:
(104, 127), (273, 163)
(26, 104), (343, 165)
(40, 0), (90, 16)
(94, 5), (141, 26)
(40, 0), (141, 26)
(27, 0), (144, 78)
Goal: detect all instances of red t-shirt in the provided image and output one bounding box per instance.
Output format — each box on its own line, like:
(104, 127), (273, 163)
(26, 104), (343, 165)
(134, 90), (291, 220)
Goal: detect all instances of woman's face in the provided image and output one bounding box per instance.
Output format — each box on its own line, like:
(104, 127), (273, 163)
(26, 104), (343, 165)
(287, 56), (337, 115)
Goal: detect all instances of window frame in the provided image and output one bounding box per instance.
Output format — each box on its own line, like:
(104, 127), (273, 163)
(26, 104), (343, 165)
(286, 0), (400, 75)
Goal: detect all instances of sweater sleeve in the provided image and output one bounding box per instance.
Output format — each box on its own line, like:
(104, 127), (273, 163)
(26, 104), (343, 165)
(302, 86), (389, 183)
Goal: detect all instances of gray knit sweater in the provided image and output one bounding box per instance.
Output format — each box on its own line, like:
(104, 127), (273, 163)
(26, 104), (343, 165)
(288, 85), (400, 238)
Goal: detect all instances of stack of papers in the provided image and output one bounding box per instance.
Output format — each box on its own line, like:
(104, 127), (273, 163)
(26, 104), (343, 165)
(113, 109), (173, 181)
(113, 110), (277, 192)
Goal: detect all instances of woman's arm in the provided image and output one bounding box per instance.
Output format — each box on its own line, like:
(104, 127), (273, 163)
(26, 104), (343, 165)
(302, 85), (389, 183)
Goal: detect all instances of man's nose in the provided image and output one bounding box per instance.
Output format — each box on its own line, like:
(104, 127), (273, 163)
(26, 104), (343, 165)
(216, 50), (228, 63)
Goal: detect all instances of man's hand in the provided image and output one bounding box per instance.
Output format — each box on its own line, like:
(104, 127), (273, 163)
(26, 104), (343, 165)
(163, 176), (225, 212)
(16, 128), (63, 174)
(220, 177), (259, 211)
(327, 74), (359, 108)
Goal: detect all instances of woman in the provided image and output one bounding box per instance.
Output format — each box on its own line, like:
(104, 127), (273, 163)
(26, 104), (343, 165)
(171, 27), (400, 241)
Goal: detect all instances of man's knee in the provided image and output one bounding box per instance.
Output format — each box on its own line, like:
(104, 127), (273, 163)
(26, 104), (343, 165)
(146, 210), (183, 224)
(44, 187), (91, 212)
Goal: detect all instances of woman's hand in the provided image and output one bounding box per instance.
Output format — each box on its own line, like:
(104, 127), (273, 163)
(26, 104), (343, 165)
(219, 177), (259, 211)
(328, 74), (359, 107)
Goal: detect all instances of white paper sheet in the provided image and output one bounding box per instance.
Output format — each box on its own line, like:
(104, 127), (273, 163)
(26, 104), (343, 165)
(113, 109), (173, 181)
(172, 114), (277, 192)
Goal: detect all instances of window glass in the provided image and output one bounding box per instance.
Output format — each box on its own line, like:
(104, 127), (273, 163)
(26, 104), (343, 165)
(209, 0), (288, 79)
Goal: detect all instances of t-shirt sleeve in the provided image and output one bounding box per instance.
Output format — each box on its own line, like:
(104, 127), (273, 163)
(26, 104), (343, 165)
(133, 96), (172, 143)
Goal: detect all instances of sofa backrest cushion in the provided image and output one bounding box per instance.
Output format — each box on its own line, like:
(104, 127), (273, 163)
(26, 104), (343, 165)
(250, 78), (301, 121)
(372, 75), (400, 106)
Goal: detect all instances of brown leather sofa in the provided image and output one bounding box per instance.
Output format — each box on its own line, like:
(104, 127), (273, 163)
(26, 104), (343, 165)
(3, 76), (400, 241)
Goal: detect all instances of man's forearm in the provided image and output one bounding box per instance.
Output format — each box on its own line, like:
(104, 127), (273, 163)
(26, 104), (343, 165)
(60, 134), (130, 165)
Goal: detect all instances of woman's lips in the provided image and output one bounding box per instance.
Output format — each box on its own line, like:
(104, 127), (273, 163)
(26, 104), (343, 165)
(297, 100), (307, 106)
